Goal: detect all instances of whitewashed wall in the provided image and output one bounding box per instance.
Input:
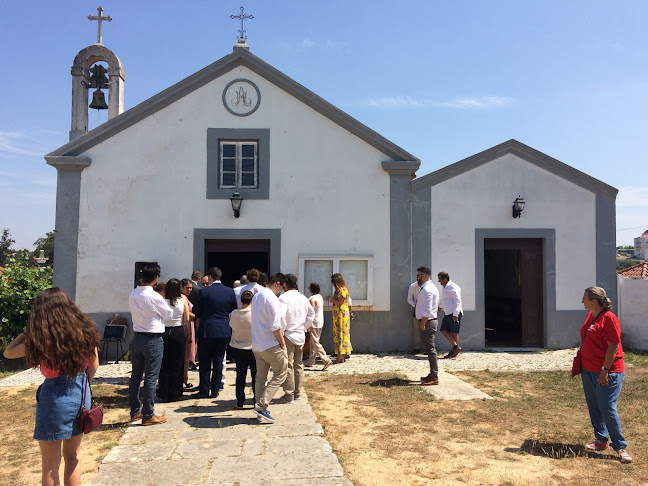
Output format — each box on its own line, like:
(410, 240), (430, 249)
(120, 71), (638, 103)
(617, 274), (648, 350)
(74, 65), (391, 313)
(429, 154), (596, 310)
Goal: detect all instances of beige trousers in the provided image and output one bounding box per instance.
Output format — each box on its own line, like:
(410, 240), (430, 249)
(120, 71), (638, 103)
(307, 327), (332, 366)
(282, 337), (304, 399)
(253, 344), (288, 410)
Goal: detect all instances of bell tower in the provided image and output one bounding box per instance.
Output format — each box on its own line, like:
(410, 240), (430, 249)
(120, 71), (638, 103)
(69, 6), (125, 141)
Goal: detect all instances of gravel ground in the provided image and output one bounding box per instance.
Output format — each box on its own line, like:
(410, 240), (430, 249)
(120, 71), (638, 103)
(304, 349), (576, 376)
(0, 349), (576, 388)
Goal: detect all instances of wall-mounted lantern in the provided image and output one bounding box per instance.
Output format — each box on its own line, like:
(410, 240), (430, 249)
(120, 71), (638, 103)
(230, 191), (244, 218)
(512, 195), (525, 218)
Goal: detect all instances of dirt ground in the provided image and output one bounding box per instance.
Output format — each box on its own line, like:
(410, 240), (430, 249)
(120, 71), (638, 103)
(305, 369), (648, 486)
(0, 384), (130, 485)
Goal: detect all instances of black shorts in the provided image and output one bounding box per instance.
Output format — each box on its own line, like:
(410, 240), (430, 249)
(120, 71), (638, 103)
(440, 313), (461, 334)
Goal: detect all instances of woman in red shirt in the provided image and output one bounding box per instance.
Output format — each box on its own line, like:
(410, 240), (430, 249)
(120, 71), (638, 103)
(4, 288), (100, 485)
(579, 286), (631, 464)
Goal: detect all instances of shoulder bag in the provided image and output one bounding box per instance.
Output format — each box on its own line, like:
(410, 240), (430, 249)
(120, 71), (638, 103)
(79, 373), (104, 433)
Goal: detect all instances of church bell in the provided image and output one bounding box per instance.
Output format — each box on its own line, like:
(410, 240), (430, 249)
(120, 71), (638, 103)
(89, 88), (108, 110)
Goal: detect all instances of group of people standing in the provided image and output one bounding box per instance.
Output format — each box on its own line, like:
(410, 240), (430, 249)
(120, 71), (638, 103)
(406, 268), (632, 464)
(127, 264), (354, 426)
(0, 265), (631, 486)
(408, 267), (463, 386)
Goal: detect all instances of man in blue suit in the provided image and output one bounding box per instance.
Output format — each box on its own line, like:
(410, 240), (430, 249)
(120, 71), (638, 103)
(192, 267), (237, 398)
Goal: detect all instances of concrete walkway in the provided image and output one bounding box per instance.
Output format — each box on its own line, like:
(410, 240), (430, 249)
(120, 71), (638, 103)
(85, 366), (351, 486)
(404, 370), (493, 400)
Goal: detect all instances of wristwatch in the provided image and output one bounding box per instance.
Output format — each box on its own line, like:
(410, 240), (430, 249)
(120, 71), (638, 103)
(601, 366), (610, 371)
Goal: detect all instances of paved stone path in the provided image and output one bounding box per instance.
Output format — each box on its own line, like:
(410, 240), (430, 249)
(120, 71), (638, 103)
(86, 377), (351, 486)
(0, 350), (575, 485)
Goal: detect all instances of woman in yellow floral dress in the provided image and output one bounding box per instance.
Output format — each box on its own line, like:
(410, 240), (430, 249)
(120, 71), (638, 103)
(327, 273), (352, 363)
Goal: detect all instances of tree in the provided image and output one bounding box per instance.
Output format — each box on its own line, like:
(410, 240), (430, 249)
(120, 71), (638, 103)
(0, 229), (15, 267)
(33, 230), (55, 267)
(0, 253), (52, 349)
(616, 258), (640, 271)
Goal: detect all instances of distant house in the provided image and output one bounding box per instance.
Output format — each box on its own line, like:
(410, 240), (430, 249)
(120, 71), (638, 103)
(634, 230), (648, 260)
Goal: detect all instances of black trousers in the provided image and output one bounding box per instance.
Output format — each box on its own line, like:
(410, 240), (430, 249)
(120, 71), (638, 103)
(197, 337), (229, 396)
(158, 326), (186, 400)
(232, 347), (257, 407)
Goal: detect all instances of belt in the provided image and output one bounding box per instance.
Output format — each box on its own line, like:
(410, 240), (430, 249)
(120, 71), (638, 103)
(134, 331), (163, 336)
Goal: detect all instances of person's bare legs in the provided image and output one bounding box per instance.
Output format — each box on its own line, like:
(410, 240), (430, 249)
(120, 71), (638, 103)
(441, 330), (459, 347)
(62, 434), (83, 486)
(40, 440), (62, 486)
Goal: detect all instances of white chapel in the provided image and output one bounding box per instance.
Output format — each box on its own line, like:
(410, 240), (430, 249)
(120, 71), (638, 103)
(46, 13), (618, 352)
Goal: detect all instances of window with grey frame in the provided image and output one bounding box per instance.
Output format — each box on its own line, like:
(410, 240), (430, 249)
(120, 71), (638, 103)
(220, 141), (258, 189)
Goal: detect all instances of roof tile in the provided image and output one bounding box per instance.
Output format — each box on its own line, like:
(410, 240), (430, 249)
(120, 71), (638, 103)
(618, 261), (648, 279)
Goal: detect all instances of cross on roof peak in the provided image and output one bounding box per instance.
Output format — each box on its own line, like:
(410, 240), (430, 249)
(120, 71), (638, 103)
(230, 6), (254, 42)
(88, 6), (112, 45)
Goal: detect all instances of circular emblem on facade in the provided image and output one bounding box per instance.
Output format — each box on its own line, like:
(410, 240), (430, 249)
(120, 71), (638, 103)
(222, 79), (261, 116)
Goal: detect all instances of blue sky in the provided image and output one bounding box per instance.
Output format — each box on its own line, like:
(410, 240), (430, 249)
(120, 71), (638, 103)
(1, 1), (647, 248)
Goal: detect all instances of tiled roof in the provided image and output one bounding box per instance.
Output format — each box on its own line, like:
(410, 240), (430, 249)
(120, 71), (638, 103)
(618, 261), (648, 279)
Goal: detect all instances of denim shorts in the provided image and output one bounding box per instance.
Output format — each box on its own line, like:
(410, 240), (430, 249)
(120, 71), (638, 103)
(33, 372), (90, 441)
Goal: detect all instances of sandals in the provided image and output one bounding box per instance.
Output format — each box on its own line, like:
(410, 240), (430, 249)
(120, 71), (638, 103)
(184, 382), (194, 389)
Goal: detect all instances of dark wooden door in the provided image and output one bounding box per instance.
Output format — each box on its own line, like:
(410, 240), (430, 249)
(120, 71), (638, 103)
(484, 238), (544, 347)
(520, 245), (543, 347)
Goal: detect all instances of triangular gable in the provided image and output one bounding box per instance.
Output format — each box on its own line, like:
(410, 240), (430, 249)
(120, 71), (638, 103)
(411, 139), (617, 198)
(47, 46), (418, 163)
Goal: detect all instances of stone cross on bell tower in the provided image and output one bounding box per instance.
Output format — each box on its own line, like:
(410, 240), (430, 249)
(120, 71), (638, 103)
(88, 6), (112, 45)
(69, 6), (125, 140)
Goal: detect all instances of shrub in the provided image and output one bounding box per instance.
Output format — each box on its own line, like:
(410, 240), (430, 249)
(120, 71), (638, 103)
(0, 254), (52, 350)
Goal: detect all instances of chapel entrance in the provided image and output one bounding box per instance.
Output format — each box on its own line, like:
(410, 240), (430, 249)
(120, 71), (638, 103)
(205, 239), (270, 288)
(484, 238), (543, 347)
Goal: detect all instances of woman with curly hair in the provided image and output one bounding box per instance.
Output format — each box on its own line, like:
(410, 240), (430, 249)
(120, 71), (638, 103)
(3, 287), (100, 486)
(326, 273), (353, 364)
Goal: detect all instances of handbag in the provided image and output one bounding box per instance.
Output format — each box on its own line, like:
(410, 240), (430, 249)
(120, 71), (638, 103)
(79, 373), (104, 434)
(571, 349), (582, 378)
(572, 321), (592, 378)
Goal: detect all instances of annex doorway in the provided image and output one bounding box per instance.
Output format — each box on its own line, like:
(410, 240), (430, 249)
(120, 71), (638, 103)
(484, 238), (543, 347)
(205, 239), (270, 287)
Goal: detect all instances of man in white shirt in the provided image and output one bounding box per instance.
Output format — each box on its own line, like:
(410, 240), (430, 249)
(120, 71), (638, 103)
(251, 273), (289, 423)
(236, 268), (264, 309)
(438, 271), (464, 359)
(278, 274), (315, 403)
(415, 266), (440, 385)
(128, 263), (174, 425)
(407, 280), (422, 354)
